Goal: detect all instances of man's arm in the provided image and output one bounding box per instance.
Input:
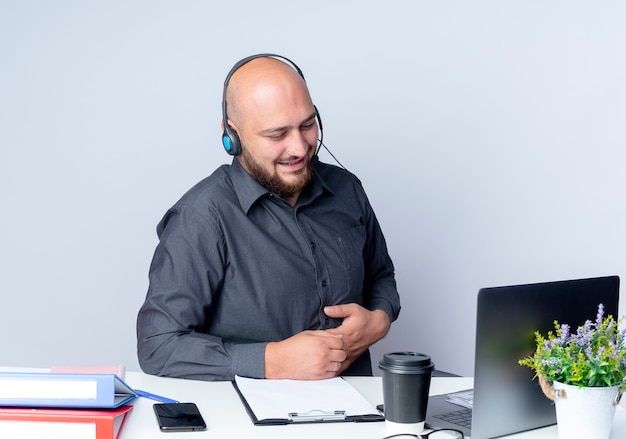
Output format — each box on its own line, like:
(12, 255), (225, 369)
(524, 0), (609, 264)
(137, 206), (265, 381)
(322, 188), (400, 374)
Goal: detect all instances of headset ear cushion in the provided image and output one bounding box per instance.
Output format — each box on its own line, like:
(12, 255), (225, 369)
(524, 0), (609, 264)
(222, 126), (241, 156)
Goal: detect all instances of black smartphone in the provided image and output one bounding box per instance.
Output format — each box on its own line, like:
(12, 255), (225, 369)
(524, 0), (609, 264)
(153, 402), (207, 432)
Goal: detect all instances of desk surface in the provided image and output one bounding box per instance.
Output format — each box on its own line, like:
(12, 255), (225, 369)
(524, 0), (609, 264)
(120, 372), (626, 439)
(2, 368), (625, 439)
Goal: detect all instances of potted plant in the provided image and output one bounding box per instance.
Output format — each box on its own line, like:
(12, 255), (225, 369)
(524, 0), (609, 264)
(519, 303), (626, 439)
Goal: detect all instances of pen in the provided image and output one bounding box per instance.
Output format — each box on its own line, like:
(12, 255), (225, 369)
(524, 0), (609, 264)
(134, 389), (179, 404)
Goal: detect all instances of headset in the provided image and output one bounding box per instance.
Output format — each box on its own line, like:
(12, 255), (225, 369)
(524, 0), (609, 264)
(221, 53), (323, 156)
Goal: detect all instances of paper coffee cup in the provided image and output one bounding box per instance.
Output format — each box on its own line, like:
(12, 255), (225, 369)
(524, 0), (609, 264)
(379, 352), (435, 431)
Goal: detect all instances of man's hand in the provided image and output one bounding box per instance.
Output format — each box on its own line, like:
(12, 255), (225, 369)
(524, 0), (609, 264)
(324, 304), (391, 374)
(264, 331), (347, 380)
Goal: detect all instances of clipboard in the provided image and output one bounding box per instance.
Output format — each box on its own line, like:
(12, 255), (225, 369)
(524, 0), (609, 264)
(232, 376), (384, 425)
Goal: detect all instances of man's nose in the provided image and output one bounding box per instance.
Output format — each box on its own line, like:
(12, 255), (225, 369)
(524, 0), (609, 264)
(286, 130), (309, 156)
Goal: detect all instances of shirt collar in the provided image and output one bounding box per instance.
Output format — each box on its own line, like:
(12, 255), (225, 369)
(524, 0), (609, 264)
(229, 156), (334, 213)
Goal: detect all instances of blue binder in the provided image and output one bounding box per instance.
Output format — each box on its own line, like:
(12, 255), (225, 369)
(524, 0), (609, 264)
(0, 372), (137, 408)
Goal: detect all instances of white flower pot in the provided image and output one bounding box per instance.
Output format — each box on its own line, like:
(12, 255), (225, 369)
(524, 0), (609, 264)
(552, 381), (622, 439)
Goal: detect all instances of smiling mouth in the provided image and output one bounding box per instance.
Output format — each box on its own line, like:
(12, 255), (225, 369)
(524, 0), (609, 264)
(277, 157), (305, 170)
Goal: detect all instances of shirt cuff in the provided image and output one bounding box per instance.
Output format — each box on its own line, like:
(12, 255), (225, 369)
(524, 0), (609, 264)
(368, 299), (399, 323)
(228, 342), (268, 379)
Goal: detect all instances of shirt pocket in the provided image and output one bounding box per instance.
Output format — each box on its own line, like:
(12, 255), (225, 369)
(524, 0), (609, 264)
(335, 225), (366, 302)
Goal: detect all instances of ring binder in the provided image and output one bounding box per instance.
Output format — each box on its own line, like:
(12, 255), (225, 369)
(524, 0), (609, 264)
(0, 372), (137, 409)
(288, 410), (346, 422)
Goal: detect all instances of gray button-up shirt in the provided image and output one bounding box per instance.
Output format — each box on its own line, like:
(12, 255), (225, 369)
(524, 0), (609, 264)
(137, 156), (400, 381)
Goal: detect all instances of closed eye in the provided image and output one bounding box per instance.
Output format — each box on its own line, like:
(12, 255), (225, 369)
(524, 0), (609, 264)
(266, 131), (287, 140)
(301, 121), (316, 131)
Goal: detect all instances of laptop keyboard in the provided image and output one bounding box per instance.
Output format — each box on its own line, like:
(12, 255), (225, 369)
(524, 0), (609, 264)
(433, 408), (472, 429)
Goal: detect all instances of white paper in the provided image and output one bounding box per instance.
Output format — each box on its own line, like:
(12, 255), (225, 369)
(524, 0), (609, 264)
(446, 390), (474, 409)
(235, 376), (380, 421)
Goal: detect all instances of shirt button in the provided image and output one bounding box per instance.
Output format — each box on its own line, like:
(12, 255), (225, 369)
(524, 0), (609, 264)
(321, 280), (327, 287)
(324, 318), (331, 325)
(311, 242), (316, 249)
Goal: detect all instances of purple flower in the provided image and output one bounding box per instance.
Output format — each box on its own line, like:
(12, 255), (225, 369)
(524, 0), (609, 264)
(578, 320), (593, 339)
(560, 324), (570, 341)
(541, 358), (559, 367)
(577, 330), (592, 348)
(596, 303), (605, 325)
(519, 303), (626, 387)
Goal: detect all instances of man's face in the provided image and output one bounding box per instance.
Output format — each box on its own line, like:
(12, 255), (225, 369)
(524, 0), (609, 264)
(230, 66), (319, 202)
(238, 113), (318, 201)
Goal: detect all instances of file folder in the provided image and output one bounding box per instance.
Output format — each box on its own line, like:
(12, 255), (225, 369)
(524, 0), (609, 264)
(233, 375), (384, 425)
(0, 404), (132, 439)
(50, 365), (126, 379)
(0, 372), (137, 409)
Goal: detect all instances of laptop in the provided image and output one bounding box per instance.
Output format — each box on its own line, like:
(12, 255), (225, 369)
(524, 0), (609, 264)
(425, 275), (620, 439)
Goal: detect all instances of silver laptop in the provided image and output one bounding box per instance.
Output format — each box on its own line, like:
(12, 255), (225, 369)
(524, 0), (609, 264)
(426, 275), (620, 439)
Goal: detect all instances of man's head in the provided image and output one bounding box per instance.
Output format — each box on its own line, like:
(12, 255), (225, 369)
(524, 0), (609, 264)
(222, 55), (320, 204)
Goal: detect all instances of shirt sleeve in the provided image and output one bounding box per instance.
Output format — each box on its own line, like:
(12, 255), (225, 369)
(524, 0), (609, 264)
(136, 204), (265, 381)
(362, 196), (401, 323)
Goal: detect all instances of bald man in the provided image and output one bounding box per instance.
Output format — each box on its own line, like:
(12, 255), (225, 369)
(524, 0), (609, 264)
(137, 55), (400, 381)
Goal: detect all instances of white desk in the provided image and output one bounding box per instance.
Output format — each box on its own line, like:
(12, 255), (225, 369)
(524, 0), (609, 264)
(119, 372), (626, 439)
(2, 368), (625, 438)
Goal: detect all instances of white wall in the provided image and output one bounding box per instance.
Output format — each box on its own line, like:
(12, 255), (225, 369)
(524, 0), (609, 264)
(1, 1), (624, 376)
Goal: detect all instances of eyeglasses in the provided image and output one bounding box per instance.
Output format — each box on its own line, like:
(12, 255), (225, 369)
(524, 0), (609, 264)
(383, 429), (464, 439)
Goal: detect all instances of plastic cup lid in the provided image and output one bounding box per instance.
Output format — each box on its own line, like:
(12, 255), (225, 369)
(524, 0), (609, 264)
(378, 352), (435, 374)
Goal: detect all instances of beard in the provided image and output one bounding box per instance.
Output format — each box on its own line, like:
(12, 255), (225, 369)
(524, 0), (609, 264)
(240, 148), (314, 200)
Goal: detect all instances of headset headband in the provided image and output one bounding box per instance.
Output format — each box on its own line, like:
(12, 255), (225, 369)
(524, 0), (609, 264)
(221, 54), (317, 156)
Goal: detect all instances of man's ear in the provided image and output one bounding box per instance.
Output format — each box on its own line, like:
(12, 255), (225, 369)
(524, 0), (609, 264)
(222, 119), (239, 133)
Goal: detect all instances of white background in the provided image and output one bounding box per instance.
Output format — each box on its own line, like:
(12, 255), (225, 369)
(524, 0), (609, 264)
(1, 1), (624, 377)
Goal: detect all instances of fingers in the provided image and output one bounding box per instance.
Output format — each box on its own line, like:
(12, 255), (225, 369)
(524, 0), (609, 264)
(324, 303), (358, 318)
(307, 330), (346, 362)
(314, 332), (346, 377)
(314, 330), (344, 345)
(265, 331), (347, 380)
(324, 305), (392, 376)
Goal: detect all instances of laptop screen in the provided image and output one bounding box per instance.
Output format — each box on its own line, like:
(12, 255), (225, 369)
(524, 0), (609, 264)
(471, 275), (620, 439)
(426, 275), (620, 439)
